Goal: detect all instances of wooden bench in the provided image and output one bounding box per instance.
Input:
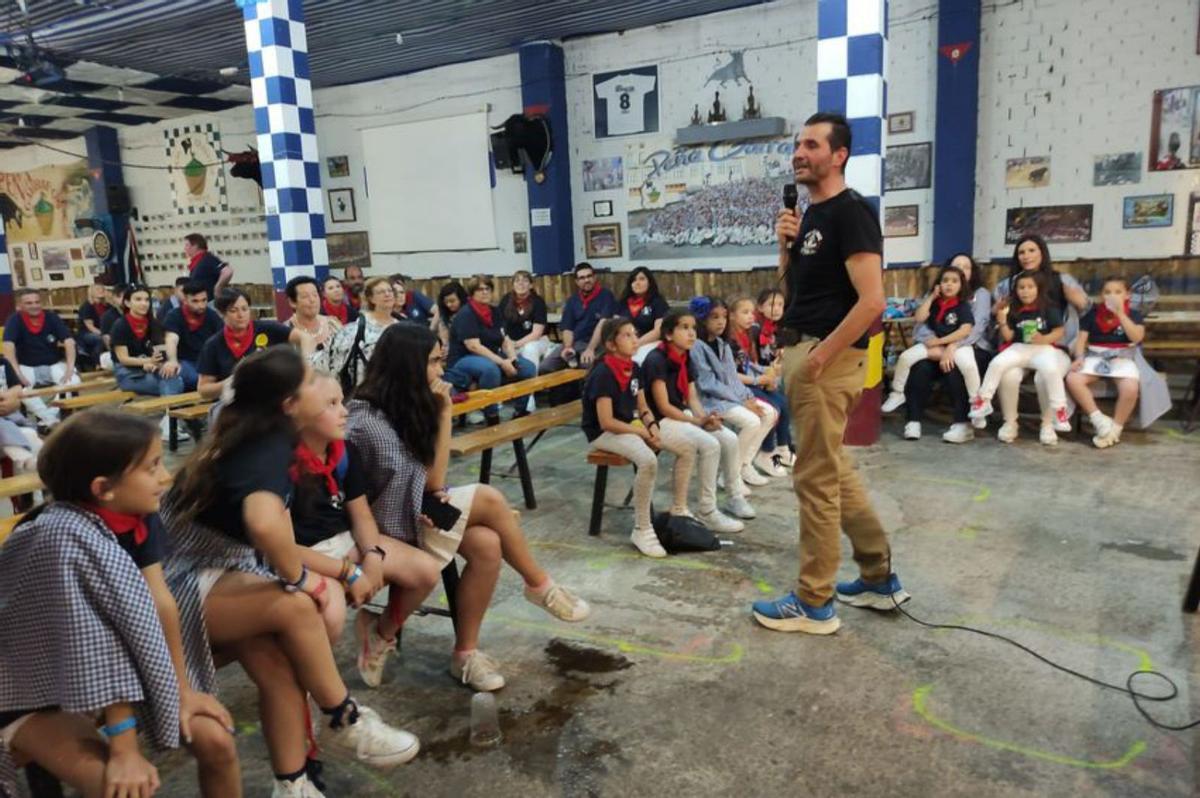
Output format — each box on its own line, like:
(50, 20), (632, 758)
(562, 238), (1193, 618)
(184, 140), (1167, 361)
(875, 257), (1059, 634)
(167, 402), (216, 451)
(586, 450), (636, 537)
(126, 392), (207, 450)
(449, 400), (582, 509)
(52, 390), (137, 417)
(21, 377), (116, 399)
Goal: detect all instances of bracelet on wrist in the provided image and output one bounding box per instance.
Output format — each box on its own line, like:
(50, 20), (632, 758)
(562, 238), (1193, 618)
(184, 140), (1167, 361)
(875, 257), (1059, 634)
(363, 545), (386, 562)
(346, 565), (364, 586)
(102, 716), (138, 738)
(281, 564), (309, 593)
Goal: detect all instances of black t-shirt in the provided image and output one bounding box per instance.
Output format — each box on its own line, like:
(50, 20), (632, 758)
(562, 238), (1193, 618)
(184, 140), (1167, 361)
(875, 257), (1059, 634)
(77, 301), (109, 333)
(497, 294), (548, 342)
(3, 312), (71, 367)
(448, 305), (505, 363)
(163, 306), (223, 363)
(290, 442), (367, 547)
(1081, 306), (1142, 346)
(100, 307), (122, 335)
(114, 512), (167, 569)
(782, 188), (882, 348)
(618, 295), (670, 337)
(196, 429), (294, 542)
(582, 360), (642, 441)
(1005, 305), (1063, 344)
(394, 291), (435, 324)
(927, 298), (975, 339)
(642, 347), (697, 420)
(190, 252), (224, 299)
(110, 316), (165, 359)
(196, 320), (292, 380)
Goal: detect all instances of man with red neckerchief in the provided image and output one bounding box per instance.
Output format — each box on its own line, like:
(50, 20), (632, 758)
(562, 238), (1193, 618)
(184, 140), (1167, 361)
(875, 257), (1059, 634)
(538, 262), (618, 376)
(163, 282), (223, 392)
(2, 288), (79, 428)
(183, 233), (233, 302)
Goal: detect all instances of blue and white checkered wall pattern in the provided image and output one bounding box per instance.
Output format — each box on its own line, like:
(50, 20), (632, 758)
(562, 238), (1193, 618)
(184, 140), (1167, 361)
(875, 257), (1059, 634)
(817, 0), (887, 218)
(241, 0), (328, 291)
(0, 228), (10, 294)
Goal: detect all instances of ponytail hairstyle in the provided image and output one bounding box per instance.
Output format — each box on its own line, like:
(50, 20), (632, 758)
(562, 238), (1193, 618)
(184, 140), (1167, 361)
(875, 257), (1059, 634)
(599, 317), (636, 351)
(36, 410), (158, 508)
(354, 322), (441, 466)
(121, 283), (166, 342)
(171, 346), (308, 522)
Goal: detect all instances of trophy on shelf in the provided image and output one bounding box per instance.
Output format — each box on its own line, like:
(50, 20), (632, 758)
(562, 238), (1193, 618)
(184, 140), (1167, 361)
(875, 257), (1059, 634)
(690, 104), (703, 126)
(707, 91), (726, 123)
(743, 85), (761, 120)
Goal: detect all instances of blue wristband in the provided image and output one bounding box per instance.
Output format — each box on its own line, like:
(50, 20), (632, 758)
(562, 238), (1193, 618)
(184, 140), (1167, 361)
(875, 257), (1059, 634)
(102, 716), (138, 738)
(346, 565), (363, 586)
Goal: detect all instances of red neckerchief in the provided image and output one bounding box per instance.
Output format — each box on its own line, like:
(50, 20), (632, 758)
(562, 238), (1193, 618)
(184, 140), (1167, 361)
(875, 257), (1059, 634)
(343, 282), (361, 309)
(579, 284), (601, 310)
(182, 304), (207, 332)
(1016, 303), (1039, 315)
(322, 298), (348, 325)
(513, 292), (533, 313)
(125, 312), (149, 340)
(224, 322), (255, 360)
(660, 342), (690, 401)
(755, 312), (776, 347)
(187, 251), (205, 273)
(87, 504), (148, 546)
(603, 353), (634, 392)
(469, 299), (493, 327)
(19, 311), (45, 335)
(402, 291), (415, 313)
(934, 296), (960, 324)
(91, 302), (108, 321)
(1094, 300), (1130, 334)
(289, 439), (345, 498)
(731, 327), (752, 356)
(626, 295), (646, 318)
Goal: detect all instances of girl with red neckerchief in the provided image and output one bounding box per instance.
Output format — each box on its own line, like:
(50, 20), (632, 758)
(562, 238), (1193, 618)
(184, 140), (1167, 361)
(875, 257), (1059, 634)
(498, 270), (552, 371)
(617, 266), (671, 363)
(111, 285), (186, 438)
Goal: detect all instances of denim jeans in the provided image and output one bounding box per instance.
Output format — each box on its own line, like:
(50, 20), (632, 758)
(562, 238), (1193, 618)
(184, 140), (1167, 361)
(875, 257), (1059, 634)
(176, 360), (200, 392)
(445, 354), (536, 415)
(116, 365), (184, 397)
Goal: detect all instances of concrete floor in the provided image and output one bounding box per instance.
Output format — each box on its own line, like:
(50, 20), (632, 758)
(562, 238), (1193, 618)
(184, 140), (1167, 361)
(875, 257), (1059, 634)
(152, 416), (1200, 798)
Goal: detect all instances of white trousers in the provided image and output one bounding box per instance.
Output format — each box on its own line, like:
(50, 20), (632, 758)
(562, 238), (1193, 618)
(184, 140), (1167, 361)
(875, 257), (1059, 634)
(979, 344), (1070, 421)
(656, 414), (744, 515)
(720, 400), (779, 467)
(589, 431), (658, 531)
(890, 343), (983, 397)
(19, 363), (80, 426)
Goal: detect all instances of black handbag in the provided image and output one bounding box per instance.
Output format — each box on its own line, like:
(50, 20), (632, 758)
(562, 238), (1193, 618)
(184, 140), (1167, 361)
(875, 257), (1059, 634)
(651, 511), (723, 553)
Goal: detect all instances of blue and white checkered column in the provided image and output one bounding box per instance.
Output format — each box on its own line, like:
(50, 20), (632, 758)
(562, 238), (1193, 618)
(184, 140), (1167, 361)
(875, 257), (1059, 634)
(817, 0), (887, 219)
(0, 225), (12, 320)
(240, 0), (327, 317)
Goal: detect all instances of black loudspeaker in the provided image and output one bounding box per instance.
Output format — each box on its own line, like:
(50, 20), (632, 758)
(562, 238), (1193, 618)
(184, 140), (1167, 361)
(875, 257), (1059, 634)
(105, 184), (131, 214)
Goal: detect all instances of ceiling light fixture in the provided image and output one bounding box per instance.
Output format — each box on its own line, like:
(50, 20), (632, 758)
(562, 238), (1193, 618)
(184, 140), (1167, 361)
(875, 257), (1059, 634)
(394, 33), (404, 45)
(219, 66), (239, 77)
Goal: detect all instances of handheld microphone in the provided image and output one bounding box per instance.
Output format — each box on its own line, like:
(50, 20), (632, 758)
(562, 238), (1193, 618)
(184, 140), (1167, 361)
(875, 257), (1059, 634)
(783, 183), (798, 211)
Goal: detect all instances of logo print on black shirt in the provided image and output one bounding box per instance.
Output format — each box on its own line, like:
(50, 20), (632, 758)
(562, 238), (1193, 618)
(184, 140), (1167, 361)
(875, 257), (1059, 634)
(800, 229), (823, 256)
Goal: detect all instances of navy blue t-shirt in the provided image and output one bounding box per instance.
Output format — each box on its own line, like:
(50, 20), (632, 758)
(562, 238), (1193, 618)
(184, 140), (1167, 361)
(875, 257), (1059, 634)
(196, 320), (291, 381)
(1081, 306), (1143, 347)
(449, 305), (505, 364)
(642, 346), (698, 420)
(497, 293), (548, 342)
(3, 312), (71, 367)
(163, 306), (223, 363)
(582, 360), (642, 441)
(290, 441), (368, 547)
(100, 307), (122, 335)
(114, 512), (168, 569)
(394, 291), (435, 324)
(1005, 305), (1063, 345)
(77, 301), (110, 334)
(561, 288), (617, 348)
(926, 298), (975, 339)
(195, 429), (294, 543)
(618, 295), (670, 338)
(189, 252), (225, 299)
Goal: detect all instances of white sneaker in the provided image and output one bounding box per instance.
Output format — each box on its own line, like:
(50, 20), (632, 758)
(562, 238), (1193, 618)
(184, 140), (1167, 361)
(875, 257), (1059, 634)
(450, 650), (506, 692)
(725, 495), (757, 520)
(740, 464), (769, 486)
(753, 451), (788, 477)
(967, 397), (994, 419)
(355, 610), (397, 689)
(697, 508), (744, 533)
(322, 704), (420, 768)
(717, 473), (751, 495)
(466, 411), (485, 425)
(997, 421), (1019, 443)
(1093, 424), (1122, 449)
(630, 526), (667, 558)
(970, 416), (988, 430)
(1039, 425), (1058, 446)
(880, 392), (906, 413)
(942, 423), (974, 444)
(774, 447), (796, 467)
(524, 581), (591, 622)
(272, 774), (326, 798)
(903, 421), (921, 440)
(1089, 411), (1114, 438)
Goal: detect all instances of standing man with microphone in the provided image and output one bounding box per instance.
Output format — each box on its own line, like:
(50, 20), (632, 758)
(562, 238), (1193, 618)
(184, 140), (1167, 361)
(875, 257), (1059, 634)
(751, 112), (910, 634)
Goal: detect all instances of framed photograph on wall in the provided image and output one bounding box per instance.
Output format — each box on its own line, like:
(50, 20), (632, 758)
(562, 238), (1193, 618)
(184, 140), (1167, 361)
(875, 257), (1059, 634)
(883, 143), (931, 191)
(1005, 156), (1050, 188)
(328, 189), (356, 223)
(1148, 85), (1200, 170)
(326, 155), (350, 178)
(593, 200), (614, 218)
(1005, 204), (1093, 244)
(584, 223), (622, 258)
(887, 112), (914, 134)
(325, 230), (371, 270)
(593, 65), (659, 138)
(883, 205), (919, 237)
(1122, 194), (1174, 228)
(1184, 193), (1200, 254)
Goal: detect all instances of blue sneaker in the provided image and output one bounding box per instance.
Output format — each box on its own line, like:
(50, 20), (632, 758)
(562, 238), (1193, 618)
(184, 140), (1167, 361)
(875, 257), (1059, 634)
(835, 573), (911, 611)
(751, 592), (841, 634)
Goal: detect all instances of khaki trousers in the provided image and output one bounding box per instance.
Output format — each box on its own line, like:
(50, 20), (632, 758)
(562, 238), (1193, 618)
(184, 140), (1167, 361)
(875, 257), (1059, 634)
(783, 340), (892, 605)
